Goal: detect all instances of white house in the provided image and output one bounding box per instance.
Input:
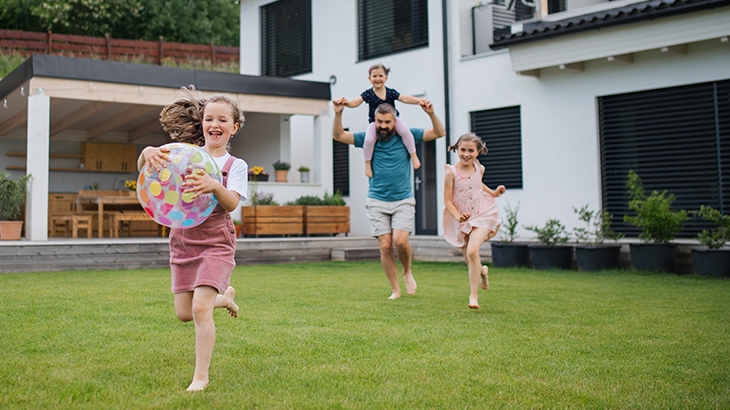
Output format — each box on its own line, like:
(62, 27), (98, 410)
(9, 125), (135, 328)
(239, 0), (730, 239)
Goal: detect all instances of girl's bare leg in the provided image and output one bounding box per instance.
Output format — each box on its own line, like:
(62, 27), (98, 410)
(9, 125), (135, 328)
(463, 228), (492, 309)
(187, 286), (219, 392)
(174, 291), (195, 322)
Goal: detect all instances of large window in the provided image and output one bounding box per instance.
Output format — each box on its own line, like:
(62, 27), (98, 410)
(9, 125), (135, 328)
(358, 0), (428, 61)
(260, 0), (311, 77)
(599, 80), (730, 238)
(470, 106), (523, 189)
(333, 139), (350, 196)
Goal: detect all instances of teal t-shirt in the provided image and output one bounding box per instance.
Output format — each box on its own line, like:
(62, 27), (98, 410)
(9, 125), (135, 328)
(354, 128), (425, 201)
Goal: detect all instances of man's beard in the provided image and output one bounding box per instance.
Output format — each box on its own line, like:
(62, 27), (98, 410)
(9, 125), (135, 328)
(376, 127), (395, 142)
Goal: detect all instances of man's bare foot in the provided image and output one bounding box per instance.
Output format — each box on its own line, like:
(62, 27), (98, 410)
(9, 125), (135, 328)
(480, 266), (489, 291)
(468, 297), (480, 310)
(388, 291), (401, 300)
(404, 272), (417, 295)
(224, 286), (239, 318)
(186, 378), (209, 392)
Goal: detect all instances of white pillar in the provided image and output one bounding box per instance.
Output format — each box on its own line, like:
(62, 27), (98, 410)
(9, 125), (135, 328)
(26, 90), (50, 241)
(313, 111), (332, 189)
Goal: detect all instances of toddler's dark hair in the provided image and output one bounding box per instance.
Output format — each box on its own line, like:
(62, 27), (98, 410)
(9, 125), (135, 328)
(447, 133), (488, 154)
(368, 63), (391, 75)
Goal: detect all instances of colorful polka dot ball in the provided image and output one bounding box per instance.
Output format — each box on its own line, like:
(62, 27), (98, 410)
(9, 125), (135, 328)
(137, 143), (222, 229)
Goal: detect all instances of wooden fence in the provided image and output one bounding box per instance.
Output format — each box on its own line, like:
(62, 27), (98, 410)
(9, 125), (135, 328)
(0, 29), (239, 66)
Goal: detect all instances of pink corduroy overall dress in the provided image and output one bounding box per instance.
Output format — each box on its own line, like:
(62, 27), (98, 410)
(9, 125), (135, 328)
(169, 156), (238, 294)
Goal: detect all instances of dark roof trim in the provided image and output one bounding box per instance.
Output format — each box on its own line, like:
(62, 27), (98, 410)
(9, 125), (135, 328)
(492, 0), (730, 49)
(0, 54), (331, 102)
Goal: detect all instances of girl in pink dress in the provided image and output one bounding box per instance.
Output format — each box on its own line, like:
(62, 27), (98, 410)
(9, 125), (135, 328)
(138, 88), (248, 392)
(443, 133), (505, 309)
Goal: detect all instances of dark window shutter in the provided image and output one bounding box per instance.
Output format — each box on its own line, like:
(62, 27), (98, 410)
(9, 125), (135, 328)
(547, 0), (565, 14)
(333, 140), (350, 197)
(515, 2), (535, 21)
(261, 0), (312, 77)
(470, 106), (523, 189)
(599, 79), (730, 238)
(358, 0), (429, 61)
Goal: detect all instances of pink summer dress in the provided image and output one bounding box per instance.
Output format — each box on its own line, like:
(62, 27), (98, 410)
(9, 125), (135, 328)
(443, 163), (502, 247)
(169, 156), (238, 294)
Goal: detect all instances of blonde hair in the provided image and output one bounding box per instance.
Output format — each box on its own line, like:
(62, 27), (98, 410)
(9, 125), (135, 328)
(159, 87), (245, 147)
(447, 133), (488, 154)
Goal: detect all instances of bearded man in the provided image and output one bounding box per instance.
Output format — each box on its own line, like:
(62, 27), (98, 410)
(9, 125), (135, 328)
(332, 99), (445, 300)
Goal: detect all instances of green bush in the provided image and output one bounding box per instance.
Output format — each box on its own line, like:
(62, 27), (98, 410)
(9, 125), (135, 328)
(525, 219), (569, 246)
(624, 170), (687, 243)
(692, 205), (730, 249)
(573, 204), (623, 245)
(0, 173), (31, 221)
(288, 191), (346, 206)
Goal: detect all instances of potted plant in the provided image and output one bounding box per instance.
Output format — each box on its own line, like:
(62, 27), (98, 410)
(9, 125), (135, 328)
(690, 205), (730, 277)
(624, 170), (687, 273)
(232, 219), (243, 238)
(298, 166), (311, 183)
(491, 202), (530, 267)
(124, 179), (137, 196)
(248, 165), (269, 182)
(242, 191), (304, 237)
(573, 204), (624, 271)
(0, 173), (32, 240)
(288, 191), (350, 236)
(273, 160), (291, 182)
(525, 219), (573, 270)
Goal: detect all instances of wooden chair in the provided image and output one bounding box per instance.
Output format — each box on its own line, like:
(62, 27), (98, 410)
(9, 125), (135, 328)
(50, 214), (92, 239)
(110, 211), (151, 238)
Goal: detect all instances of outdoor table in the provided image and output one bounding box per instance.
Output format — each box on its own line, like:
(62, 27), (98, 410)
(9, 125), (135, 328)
(76, 193), (142, 238)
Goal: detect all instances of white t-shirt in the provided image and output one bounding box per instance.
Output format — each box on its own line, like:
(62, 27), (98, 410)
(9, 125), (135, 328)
(213, 152), (248, 202)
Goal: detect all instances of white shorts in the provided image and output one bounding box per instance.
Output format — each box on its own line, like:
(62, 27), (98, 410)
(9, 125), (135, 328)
(365, 197), (416, 237)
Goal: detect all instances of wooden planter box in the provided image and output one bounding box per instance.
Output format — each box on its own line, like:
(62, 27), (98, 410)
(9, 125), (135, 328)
(304, 206), (350, 236)
(241, 206), (304, 236)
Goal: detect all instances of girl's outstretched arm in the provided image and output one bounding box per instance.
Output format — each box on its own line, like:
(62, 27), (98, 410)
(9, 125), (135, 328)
(344, 96), (364, 108)
(445, 172), (470, 222)
(398, 94), (423, 105)
(482, 183), (506, 198)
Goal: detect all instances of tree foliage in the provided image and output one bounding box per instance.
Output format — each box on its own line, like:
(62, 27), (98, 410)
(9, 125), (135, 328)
(0, 0), (240, 47)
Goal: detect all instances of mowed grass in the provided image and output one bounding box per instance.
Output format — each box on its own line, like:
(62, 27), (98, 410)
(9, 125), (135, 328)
(1, 261), (729, 409)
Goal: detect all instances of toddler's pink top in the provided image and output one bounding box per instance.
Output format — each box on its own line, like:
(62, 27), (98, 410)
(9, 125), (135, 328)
(169, 156), (238, 294)
(443, 163), (501, 247)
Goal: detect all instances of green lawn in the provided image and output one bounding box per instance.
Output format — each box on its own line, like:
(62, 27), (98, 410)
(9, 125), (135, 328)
(1, 262), (729, 409)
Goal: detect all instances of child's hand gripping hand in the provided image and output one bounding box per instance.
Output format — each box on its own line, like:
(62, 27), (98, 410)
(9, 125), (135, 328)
(459, 212), (471, 223)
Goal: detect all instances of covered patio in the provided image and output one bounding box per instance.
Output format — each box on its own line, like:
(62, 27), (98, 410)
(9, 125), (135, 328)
(0, 54), (332, 241)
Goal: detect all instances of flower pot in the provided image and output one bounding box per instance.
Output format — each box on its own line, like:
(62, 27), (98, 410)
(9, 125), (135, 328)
(274, 170), (288, 182)
(629, 243), (677, 273)
(529, 245), (574, 270)
(691, 248), (730, 277)
(490, 242), (530, 268)
(0, 221), (23, 241)
(248, 173), (269, 182)
(575, 245), (622, 271)
(300, 171), (310, 183)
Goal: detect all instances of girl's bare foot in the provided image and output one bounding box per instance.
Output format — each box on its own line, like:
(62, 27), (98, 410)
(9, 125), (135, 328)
(224, 286), (239, 318)
(480, 266), (489, 291)
(404, 272), (417, 295)
(186, 378), (209, 392)
(468, 297), (480, 310)
(388, 291), (401, 300)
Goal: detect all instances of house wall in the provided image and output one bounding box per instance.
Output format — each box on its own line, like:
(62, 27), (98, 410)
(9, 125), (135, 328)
(450, 34), (730, 233)
(239, 0), (730, 238)
(240, 0), (449, 237)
